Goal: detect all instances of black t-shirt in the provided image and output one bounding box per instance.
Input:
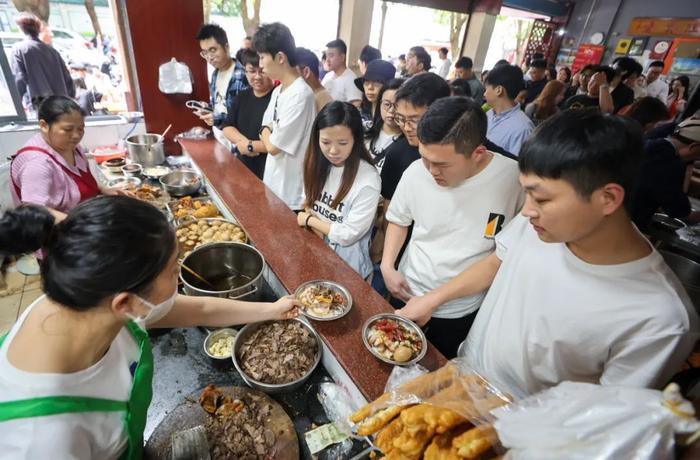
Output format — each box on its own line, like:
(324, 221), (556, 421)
(222, 88), (273, 179)
(631, 138), (691, 231)
(563, 94), (599, 110)
(380, 135), (420, 200)
(525, 78), (547, 104)
(611, 83), (634, 114)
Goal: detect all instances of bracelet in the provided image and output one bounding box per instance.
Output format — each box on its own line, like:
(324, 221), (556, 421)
(305, 214), (312, 228)
(258, 125), (271, 137)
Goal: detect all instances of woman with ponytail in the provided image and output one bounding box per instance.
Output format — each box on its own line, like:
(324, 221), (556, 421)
(0, 196), (299, 459)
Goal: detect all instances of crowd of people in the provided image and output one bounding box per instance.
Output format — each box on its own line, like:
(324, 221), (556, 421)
(2, 18), (700, 459)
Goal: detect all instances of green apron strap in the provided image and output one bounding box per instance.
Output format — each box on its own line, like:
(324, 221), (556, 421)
(122, 321), (154, 460)
(0, 396), (126, 422)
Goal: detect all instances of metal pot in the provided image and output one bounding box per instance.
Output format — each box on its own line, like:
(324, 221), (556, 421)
(660, 250), (700, 314)
(160, 169), (201, 197)
(180, 242), (264, 301)
(126, 133), (165, 167)
(232, 319), (323, 394)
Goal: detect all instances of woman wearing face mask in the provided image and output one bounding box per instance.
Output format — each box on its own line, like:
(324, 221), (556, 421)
(354, 60), (396, 132)
(0, 196), (299, 459)
(10, 96), (126, 221)
(297, 102), (380, 279)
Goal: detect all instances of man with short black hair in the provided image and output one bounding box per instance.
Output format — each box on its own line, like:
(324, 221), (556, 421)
(484, 65), (534, 155)
(321, 38), (362, 104)
(610, 56), (643, 113)
(397, 54), (408, 77)
(195, 23), (249, 148)
(524, 58), (547, 104)
(406, 46), (431, 76)
(254, 22), (316, 210)
(401, 108), (698, 397)
(437, 47), (451, 79)
(563, 65), (615, 110)
(645, 60), (669, 105)
(379, 73), (450, 201)
(296, 47), (333, 113)
(11, 13), (74, 111)
(358, 45), (382, 76)
(383, 97), (523, 357)
(454, 56), (485, 104)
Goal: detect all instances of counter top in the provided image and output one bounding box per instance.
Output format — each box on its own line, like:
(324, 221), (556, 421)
(179, 139), (446, 401)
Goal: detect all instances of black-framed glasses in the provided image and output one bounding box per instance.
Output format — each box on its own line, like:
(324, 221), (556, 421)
(381, 100), (396, 111)
(394, 114), (419, 129)
(245, 68), (265, 77)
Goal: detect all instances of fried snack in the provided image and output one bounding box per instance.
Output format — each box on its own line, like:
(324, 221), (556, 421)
(424, 426), (467, 460)
(198, 384), (222, 414)
(452, 426), (496, 459)
(193, 203), (219, 218)
(374, 417), (404, 455)
(393, 427), (434, 458)
(356, 404), (409, 436)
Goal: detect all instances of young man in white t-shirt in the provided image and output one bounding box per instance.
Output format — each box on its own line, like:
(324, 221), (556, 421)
(400, 109), (699, 397)
(321, 39), (363, 105)
(254, 22), (316, 210)
(382, 97), (524, 358)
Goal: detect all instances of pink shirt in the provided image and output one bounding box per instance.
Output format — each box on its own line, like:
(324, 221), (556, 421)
(11, 134), (92, 213)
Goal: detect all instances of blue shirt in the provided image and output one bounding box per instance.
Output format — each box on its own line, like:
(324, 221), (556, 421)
(486, 104), (534, 156)
(209, 60), (249, 129)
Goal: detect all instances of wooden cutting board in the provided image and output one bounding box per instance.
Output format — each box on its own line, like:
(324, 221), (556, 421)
(144, 385), (299, 460)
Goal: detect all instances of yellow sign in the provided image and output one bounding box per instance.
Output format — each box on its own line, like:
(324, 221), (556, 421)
(615, 38), (632, 54)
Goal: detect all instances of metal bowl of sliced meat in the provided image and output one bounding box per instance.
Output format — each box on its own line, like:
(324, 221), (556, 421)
(232, 318), (322, 394)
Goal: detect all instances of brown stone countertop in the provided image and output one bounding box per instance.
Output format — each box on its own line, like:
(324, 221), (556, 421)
(180, 139), (446, 401)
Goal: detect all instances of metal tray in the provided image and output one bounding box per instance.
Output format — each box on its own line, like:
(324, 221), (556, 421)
(294, 279), (353, 321)
(362, 313), (428, 366)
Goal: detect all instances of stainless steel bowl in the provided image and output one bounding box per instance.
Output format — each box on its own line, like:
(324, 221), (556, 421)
(232, 318), (323, 394)
(294, 279), (353, 321)
(107, 176), (141, 189)
(121, 163), (142, 177)
(160, 169), (201, 197)
(362, 313), (428, 366)
(203, 328), (238, 360)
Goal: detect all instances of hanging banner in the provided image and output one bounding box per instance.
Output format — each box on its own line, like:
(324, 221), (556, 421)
(629, 17), (700, 38)
(572, 44), (605, 74)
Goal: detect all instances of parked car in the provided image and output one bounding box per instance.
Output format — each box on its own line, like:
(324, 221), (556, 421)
(51, 27), (92, 51)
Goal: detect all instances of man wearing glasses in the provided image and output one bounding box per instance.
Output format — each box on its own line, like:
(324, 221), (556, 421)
(195, 24), (249, 148)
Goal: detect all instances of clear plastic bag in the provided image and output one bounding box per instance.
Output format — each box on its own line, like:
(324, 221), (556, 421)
(493, 381), (700, 460)
(175, 126), (211, 141)
(384, 363), (429, 393)
(159, 58), (193, 94)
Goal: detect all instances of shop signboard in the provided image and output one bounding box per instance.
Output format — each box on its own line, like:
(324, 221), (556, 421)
(572, 44), (605, 73)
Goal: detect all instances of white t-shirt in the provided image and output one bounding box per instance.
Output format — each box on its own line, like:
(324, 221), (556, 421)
(0, 296), (139, 460)
(463, 214), (699, 399)
(437, 58), (451, 79)
(646, 78), (668, 105)
(310, 160), (380, 278)
(261, 77), (316, 210)
(386, 153), (524, 318)
(321, 68), (363, 102)
(212, 65), (234, 150)
(365, 130), (399, 174)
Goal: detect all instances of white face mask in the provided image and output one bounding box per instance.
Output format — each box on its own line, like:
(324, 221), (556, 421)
(127, 288), (178, 330)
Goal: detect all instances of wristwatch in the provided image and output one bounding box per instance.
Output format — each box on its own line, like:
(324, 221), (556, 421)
(247, 141), (254, 153)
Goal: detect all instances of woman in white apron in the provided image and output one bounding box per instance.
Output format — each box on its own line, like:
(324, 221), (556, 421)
(0, 196), (299, 459)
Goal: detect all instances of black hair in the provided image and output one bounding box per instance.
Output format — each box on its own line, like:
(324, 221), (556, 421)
(558, 66), (571, 83)
(438, 47), (449, 55)
(484, 65), (524, 100)
(239, 48), (260, 68)
(493, 59), (510, 69)
(519, 108), (643, 211)
(398, 54), (406, 61)
(530, 58), (547, 70)
(624, 97), (669, 127)
(15, 13), (40, 38)
(649, 60), (665, 69)
(253, 22), (297, 66)
(546, 67), (557, 80)
(613, 56), (643, 81)
(326, 38), (348, 55)
(671, 75), (690, 96)
(366, 78), (405, 145)
(394, 72), (449, 108)
(455, 56), (473, 70)
(449, 78), (472, 97)
(72, 77), (87, 90)
(409, 46), (431, 71)
(38, 95), (85, 125)
(580, 64), (595, 74)
(359, 45), (382, 64)
(0, 197), (176, 310)
(196, 23), (228, 47)
(417, 96), (487, 156)
(304, 101), (373, 209)
(593, 65), (616, 85)
(296, 47), (320, 79)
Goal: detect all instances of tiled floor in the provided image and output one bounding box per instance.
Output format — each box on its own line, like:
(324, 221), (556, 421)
(0, 263), (43, 335)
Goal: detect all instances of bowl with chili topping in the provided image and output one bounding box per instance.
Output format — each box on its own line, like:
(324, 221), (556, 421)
(362, 313), (427, 366)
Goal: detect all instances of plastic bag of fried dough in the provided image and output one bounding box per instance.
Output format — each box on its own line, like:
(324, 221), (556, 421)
(350, 359), (512, 460)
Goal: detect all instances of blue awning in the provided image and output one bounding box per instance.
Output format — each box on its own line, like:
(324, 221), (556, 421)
(503, 0), (569, 17)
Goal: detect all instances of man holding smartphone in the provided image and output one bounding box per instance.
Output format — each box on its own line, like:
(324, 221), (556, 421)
(195, 24), (249, 149)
